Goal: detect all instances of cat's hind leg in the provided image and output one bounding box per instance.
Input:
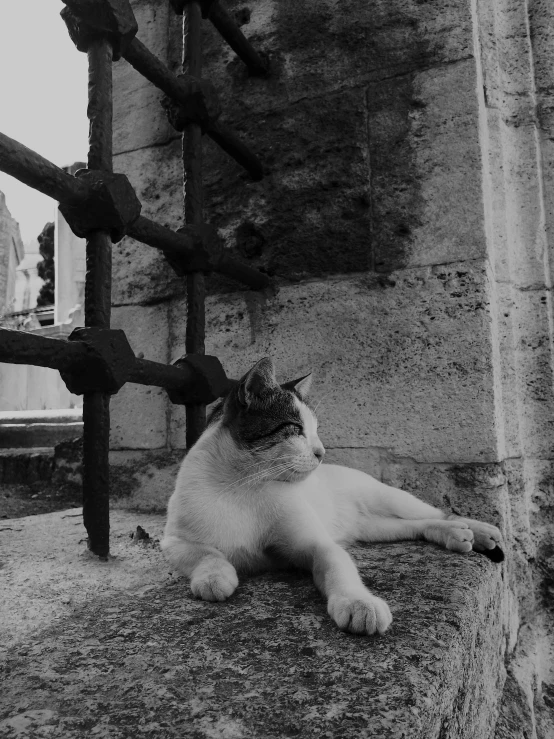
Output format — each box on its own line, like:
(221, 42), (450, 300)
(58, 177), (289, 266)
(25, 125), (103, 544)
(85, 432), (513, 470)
(354, 516), (475, 553)
(161, 535), (238, 602)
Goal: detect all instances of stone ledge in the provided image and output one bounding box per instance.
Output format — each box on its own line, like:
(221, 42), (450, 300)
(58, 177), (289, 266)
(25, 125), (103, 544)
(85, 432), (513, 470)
(0, 509), (509, 738)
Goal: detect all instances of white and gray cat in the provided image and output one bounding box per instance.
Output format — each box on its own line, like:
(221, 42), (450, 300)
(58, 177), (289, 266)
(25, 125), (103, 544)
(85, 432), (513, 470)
(162, 357), (504, 636)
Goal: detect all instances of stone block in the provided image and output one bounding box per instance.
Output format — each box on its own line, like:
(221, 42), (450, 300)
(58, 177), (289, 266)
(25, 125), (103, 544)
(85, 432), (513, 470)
(508, 288), (554, 458)
(170, 264), (498, 462)
(500, 123), (551, 290)
(110, 304), (169, 449)
(199, 0), (474, 118)
(200, 60), (487, 285)
(367, 60), (485, 272)
(113, 1), (173, 154)
(112, 137), (185, 305)
(0, 508), (513, 739)
(202, 87), (372, 283)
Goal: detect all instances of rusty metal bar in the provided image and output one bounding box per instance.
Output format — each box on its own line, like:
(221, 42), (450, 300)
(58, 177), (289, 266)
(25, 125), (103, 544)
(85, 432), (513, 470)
(123, 36), (219, 122)
(0, 132), (88, 204)
(183, 1), (207, 448)
(0, 328), (226, 399)
(83, 37), (114, 558)
(0, 328), (86, 370)
(127, 358), (197, 390)
(205, 0), (268, 76)
(122, 36), (263, 180)
(206, 119), (263, 181)
(216, 252), (271, 290)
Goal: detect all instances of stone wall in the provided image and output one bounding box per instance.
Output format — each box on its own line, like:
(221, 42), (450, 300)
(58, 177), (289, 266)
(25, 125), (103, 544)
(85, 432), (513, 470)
(110, 1), (554, 735)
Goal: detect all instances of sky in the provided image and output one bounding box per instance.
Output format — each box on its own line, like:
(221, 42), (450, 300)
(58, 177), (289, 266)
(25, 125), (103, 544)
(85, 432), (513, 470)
(0, 1), (88, 244)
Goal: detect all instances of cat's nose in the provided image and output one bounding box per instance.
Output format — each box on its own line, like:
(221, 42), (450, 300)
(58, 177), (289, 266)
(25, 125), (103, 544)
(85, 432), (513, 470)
(313, 446), (325, 461)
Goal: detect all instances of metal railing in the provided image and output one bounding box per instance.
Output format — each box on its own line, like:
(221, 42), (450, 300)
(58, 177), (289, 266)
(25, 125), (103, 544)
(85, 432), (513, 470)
(0, 0), (270, 557)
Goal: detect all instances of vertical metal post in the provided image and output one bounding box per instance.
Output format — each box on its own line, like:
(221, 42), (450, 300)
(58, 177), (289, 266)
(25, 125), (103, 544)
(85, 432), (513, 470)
(183, 2), (206, 448)
(82, 38), (113, 558)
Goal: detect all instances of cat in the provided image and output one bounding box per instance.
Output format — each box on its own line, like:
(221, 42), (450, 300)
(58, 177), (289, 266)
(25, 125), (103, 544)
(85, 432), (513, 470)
(161, 357), (504, 636)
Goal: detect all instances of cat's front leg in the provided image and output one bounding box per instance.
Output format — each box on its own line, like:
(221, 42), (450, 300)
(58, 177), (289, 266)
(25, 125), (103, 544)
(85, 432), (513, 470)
(314, 542), (392, 635)
(161, 535), (238, 602)
(279, 513), (392, 636)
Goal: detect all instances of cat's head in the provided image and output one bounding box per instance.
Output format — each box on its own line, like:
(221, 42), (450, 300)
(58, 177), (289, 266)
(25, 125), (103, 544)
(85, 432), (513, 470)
(218, 357), (325, 482)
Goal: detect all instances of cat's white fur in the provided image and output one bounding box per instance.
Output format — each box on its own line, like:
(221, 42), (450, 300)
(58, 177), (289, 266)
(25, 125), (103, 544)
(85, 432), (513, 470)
(162, 375), (503, 636)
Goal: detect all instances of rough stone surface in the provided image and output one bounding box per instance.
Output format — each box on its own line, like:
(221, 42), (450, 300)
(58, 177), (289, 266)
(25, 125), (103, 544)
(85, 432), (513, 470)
(110, 304), (169, 449)
(0, 508), (509, 739)
(113, 0), (174, 155)
(109, 449), (183, 510)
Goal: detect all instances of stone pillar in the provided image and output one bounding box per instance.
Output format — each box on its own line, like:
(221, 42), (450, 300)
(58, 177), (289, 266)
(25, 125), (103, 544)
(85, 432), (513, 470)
(111, 1), (554, 733)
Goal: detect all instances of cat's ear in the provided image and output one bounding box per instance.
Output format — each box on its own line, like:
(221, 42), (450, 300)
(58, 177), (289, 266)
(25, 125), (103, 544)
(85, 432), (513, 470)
(282, 371), (313, 400)
(238, 357), (279, 406)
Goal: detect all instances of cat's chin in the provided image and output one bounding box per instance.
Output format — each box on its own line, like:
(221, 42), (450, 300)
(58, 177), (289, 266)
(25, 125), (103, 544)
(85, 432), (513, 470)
(273, 468), (316, 483)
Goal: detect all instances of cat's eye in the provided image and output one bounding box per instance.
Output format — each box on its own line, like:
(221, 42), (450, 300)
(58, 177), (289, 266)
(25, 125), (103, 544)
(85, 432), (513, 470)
(274, 422), (303, 436)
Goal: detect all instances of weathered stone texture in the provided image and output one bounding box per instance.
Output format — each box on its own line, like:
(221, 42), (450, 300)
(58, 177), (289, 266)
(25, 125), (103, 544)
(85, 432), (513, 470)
(170, 265), (497, 462)
(113, 0), (174, 154)
(368, 61), (486, 271)
(110, 304), (169, 449)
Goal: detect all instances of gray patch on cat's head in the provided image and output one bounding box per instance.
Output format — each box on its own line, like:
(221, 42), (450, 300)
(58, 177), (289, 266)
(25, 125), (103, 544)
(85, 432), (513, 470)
(219, 358), (313, 450)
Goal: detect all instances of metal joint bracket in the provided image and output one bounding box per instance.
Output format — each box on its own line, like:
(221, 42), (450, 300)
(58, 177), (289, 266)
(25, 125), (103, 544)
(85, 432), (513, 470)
(167, 354), (229, 405)
(59, 169), (142, 242)
(60, 328), (136, 395)
(162, 224), (223, 276)
(161, 76), (221, 133)
(61, 0), (138, 60)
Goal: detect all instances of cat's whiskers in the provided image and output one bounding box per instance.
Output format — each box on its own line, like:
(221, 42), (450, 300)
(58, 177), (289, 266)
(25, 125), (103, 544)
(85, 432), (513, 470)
(213, 459), (297, 496)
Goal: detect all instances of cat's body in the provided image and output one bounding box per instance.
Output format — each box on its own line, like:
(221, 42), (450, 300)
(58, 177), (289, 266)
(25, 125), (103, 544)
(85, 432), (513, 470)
(162, 358), (503, 636)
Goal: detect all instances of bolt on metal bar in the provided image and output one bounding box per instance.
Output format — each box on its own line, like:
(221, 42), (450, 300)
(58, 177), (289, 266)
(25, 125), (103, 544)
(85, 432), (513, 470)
(205, 0), (268, 76)
(83, 38), (114, 559)
(183, 1), (207, 448)
(123, 36), (263, 179)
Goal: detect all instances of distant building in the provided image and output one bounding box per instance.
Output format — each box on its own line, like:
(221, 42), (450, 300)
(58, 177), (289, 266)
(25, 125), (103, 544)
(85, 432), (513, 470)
(0, 190), (24, 317)
(0, 171), (86, 411)
(14, 238), (42, 313)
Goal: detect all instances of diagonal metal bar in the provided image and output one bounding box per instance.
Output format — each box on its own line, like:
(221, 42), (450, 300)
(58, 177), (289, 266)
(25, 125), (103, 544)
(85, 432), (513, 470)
(122, 37), (263, 179)
(170, 0), (268, 76)
(204, 0), (268, 76)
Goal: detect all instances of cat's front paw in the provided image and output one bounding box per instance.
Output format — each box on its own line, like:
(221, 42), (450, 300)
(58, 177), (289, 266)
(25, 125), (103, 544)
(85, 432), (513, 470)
(328, 592), (392, 636)
(190, 560), (238, 602)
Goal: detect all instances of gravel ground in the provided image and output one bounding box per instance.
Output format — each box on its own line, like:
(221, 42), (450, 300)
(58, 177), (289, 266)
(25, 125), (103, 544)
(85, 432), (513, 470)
(0, 482), (81, 519)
